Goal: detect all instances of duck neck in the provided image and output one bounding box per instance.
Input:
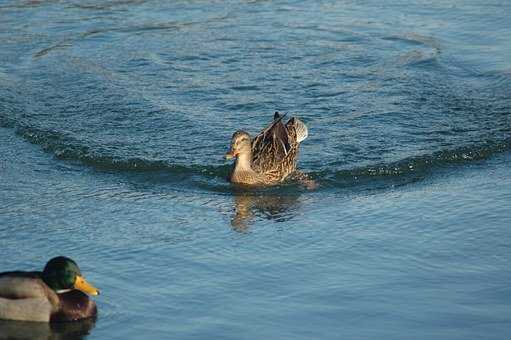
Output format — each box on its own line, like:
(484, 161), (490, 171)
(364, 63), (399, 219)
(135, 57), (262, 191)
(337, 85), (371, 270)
(234, 151), (253, 172)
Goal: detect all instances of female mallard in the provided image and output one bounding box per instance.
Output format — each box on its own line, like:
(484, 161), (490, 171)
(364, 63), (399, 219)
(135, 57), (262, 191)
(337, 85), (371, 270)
(225, 112), (309, 186)
(0, 256), (99, 322)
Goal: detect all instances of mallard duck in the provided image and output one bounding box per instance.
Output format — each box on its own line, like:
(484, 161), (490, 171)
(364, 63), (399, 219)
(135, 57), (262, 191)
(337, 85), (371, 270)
(0, 256), (99, 322)
(225, 112), (309, 186)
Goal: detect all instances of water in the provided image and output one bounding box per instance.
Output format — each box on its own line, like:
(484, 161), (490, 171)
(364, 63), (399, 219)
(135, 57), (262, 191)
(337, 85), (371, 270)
(0, 0), (510, 339)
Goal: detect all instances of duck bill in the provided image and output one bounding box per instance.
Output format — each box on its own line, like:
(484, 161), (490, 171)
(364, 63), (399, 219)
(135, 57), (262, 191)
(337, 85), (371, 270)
(225, 150), (237, 160)
(74, 275), (100, 296)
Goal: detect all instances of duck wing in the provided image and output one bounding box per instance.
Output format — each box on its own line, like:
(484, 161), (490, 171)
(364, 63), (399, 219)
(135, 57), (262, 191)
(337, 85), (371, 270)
(0, 272), (59, 322)
(251, 113), (291, 174)
(0, 272), (49, 300)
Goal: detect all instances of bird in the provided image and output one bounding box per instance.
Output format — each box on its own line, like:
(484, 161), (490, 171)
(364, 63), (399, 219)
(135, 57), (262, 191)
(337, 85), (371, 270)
(0, 256), (100, 322)
(225, 111), (309, 186)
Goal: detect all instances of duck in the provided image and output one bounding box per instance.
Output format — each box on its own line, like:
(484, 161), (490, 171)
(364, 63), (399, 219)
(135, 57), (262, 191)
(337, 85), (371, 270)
(225, 111), (309, 186)
(0, 256), (100, 322)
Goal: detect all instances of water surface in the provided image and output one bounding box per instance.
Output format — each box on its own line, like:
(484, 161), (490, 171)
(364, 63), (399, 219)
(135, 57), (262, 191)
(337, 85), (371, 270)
(0, 0), (510, 339)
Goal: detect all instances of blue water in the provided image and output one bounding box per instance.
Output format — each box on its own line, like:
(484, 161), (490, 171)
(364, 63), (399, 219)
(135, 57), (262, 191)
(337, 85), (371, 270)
(1, 0), (510, 339)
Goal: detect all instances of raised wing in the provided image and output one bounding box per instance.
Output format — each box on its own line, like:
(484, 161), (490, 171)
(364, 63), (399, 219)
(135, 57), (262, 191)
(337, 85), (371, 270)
(251, 113), (291, 173)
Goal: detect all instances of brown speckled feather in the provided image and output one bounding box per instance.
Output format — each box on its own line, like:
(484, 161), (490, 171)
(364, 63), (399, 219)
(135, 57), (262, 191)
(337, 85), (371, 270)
(250, 113), (305, 183)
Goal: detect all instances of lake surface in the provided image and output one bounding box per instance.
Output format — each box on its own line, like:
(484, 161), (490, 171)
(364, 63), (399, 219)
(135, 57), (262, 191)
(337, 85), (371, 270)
(1, 0), (510, 339)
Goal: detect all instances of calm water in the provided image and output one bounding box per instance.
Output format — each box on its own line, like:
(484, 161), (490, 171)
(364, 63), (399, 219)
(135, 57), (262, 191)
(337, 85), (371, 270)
(1, 0), (510, 339)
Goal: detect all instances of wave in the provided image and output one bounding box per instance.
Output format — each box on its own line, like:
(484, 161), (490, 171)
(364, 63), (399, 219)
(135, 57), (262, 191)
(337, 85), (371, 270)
(314, 138), (511, 189)
(10, 123), (511, 191)
(13, 124), (229, 177)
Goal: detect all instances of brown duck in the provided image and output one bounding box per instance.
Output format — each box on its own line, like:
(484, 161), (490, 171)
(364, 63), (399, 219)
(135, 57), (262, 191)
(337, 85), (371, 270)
(225, 112), (309, 186)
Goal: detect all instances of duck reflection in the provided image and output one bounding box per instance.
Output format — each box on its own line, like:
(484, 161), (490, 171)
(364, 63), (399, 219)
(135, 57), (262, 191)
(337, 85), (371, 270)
(231, 189), (302, 231)
(0, 317), (96, 340)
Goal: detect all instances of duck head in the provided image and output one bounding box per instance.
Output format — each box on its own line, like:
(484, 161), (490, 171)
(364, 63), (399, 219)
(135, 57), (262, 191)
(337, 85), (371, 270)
(225, 130), (252, 160)
(42, 256), (100, 296)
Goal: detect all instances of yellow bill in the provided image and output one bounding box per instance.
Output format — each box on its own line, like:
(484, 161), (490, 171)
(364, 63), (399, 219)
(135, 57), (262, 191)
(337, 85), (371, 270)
(74, 275), (100, 296)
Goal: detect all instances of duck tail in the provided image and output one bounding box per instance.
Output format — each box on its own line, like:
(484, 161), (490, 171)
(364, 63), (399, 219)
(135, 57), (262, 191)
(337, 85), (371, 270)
(288, 117), (308, 143)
